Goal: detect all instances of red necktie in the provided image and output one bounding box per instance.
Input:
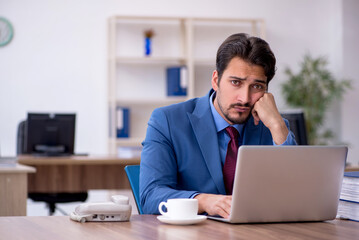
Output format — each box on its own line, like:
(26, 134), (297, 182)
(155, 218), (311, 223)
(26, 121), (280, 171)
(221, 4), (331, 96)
(223, 126), (240, 195)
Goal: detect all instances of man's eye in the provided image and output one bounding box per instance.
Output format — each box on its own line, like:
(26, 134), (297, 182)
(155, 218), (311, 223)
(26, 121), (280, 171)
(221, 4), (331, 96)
(253, 84), (264, 90)
(231, 80), (240, 86)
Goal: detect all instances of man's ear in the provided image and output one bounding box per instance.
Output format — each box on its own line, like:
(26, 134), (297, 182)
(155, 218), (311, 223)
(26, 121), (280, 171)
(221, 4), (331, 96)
(211, 70), (219, 91)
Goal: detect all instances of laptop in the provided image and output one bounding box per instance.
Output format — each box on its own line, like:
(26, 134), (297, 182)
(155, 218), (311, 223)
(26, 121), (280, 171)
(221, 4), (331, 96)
(209, 146), (348, 223)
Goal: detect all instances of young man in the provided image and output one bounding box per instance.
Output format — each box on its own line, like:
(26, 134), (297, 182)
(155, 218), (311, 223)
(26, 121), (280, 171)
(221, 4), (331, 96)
(140, 33), (296, 218)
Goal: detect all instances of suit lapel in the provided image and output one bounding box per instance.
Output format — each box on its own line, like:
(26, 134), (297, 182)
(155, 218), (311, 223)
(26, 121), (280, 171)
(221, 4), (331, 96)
(187, 91), (226, 194)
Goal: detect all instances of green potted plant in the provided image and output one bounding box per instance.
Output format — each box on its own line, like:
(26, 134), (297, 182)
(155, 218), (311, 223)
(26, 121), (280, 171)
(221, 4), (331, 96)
(281, 54), (351, 145)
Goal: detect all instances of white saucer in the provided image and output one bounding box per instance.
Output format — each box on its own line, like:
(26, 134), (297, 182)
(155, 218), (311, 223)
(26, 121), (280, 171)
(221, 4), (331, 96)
(157, 215), (207, 225)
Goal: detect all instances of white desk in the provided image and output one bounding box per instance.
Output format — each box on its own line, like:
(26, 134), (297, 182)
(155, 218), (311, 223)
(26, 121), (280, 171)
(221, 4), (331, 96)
(0, 164), (36, 216)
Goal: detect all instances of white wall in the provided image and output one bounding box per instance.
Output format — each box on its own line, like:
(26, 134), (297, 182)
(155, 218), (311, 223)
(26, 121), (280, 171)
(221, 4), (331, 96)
(0, 0), (357, 163)
(342, 0), (359, 165)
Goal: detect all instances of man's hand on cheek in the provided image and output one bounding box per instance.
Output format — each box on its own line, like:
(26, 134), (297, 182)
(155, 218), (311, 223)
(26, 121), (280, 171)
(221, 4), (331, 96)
(251, 93), (289, 145)
(251, 93), (281, 127)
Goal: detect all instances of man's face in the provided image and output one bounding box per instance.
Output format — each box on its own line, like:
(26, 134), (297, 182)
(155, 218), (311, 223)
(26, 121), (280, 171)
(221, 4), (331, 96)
(212, 57), (267, 125)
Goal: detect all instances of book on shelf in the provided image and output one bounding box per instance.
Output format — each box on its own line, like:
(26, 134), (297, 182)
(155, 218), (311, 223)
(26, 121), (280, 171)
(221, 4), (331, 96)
(116, 107), (129, 138)
(166, 66), (188, 96)
(337, 171), (359, 222)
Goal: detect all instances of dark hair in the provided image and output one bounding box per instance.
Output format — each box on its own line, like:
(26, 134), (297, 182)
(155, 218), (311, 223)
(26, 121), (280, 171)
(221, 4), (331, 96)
(216, 33), (276, 83)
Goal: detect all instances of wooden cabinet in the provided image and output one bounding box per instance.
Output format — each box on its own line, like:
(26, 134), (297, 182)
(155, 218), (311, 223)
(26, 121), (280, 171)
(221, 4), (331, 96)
(0, 164), (36, 216)
(107, 16), (265, 154)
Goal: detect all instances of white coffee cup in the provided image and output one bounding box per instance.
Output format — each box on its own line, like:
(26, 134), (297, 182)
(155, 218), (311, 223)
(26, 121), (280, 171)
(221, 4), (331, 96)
(158, 198), (198, 219)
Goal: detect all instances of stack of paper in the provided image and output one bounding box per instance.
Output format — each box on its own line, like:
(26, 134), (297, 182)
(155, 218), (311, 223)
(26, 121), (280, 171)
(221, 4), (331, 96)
(337, 171), (359, 222)
(0, 157), (18, 167)
(117, 146), (142, 158)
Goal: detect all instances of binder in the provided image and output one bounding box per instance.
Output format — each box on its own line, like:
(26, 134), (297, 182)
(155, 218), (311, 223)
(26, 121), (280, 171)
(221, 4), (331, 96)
(116, 107), (129, 138)
(166, 66), (188, 96)
(344, 171), (359, 178)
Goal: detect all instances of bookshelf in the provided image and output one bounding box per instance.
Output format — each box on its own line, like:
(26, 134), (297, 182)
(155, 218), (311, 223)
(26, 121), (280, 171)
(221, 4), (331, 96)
(107, 16), (265, 154)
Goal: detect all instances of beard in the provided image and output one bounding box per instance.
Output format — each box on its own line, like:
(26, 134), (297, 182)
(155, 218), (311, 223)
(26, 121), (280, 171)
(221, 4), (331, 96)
(217, 99), (253, 125)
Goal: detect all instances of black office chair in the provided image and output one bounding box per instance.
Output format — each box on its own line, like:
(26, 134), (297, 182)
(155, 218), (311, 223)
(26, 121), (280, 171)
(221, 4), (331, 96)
(281, 111), (308, 145)
(17, 120), (88, 215)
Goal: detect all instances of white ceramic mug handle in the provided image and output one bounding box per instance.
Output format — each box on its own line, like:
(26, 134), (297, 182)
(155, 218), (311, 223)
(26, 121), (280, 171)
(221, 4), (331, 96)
(158, 202), (169, 216)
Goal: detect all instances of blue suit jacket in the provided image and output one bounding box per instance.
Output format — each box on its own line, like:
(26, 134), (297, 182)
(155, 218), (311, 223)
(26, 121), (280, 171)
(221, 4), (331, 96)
(140, 90), (296, 214)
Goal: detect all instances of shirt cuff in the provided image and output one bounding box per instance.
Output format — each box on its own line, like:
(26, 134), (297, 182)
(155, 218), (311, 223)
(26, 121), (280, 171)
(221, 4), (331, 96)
(190, 192), (200, 199)
(273, 131), (295, 146)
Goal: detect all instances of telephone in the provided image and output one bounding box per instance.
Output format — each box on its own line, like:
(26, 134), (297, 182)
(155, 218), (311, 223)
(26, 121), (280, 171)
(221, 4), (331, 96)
(70, 195), (132, 223)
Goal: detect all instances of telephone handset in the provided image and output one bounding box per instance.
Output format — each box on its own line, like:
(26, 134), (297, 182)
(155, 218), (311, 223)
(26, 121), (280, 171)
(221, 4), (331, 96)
(70, 195), (132, 223)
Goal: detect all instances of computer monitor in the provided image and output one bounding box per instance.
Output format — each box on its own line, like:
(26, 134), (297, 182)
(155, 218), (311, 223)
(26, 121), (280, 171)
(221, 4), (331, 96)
(281, 111), (308, 145)
(25, 113), (76, 156)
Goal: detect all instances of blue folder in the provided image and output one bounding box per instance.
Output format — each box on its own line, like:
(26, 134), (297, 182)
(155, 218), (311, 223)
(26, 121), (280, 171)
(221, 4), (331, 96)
(116, 107), (129, 138)
(166, 66), (187, 96)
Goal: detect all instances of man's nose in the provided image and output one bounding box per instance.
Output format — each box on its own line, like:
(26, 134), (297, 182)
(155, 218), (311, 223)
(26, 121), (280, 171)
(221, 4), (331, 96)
(236, 86), (250, 104)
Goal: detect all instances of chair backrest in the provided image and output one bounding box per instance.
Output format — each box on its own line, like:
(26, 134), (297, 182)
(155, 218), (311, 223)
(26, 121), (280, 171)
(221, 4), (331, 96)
(17, 120), (27, 155)
(281, 111), (308, 145)
(124, 165), (143, 214)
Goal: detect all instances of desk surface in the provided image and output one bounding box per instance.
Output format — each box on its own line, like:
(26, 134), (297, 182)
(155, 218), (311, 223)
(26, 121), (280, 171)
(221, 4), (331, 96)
(17, 155), (141, 192)
(345, 165), (359, 172)
(0, 163), (36, 173)
(0, 215), (358, 240)
(18, 154), (140, 165)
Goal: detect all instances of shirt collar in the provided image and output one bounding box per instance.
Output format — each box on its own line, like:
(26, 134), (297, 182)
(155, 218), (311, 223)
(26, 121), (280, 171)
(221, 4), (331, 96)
(210, 91), (244, 134)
